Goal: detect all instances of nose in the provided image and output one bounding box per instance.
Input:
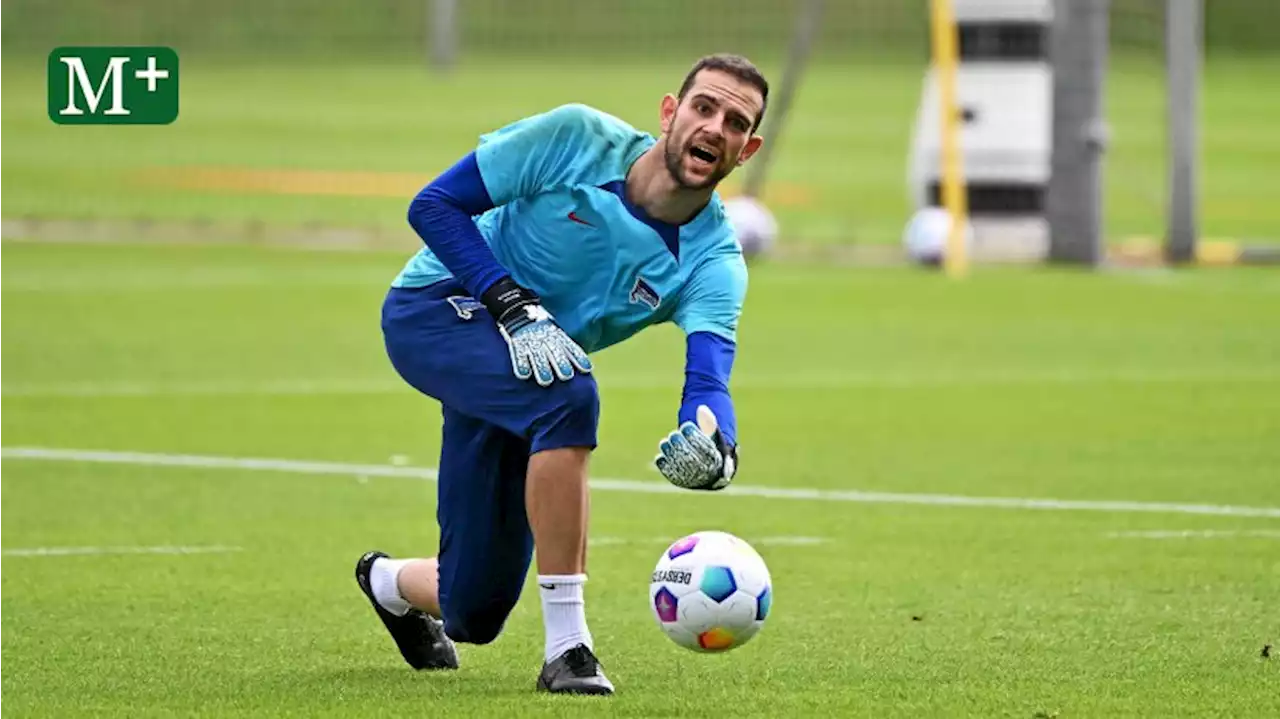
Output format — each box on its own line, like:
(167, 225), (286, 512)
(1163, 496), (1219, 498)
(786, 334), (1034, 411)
(701, 116), (726, 142)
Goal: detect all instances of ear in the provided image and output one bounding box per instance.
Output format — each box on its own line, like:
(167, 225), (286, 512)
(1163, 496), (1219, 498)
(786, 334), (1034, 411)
(659, 94), (679, 134)
(736, 134), (764, 165)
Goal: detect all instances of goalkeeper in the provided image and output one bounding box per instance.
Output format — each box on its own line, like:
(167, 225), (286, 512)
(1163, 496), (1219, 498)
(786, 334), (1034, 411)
(355, 54), (768, 696)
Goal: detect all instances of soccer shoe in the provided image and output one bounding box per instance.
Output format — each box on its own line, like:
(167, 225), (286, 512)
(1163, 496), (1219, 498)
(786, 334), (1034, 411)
(354, 550), (459, 670)
(535, 644), (614, 695)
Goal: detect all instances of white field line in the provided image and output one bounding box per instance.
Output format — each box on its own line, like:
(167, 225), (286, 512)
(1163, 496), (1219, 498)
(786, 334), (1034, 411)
(0, 271), (387, 292)
(0, 379), (406, 398)
(1106, 529), (1280, 540)
(5, 447), (1280, 520)
(589, 536), (827, 548)
(3, 545), (243, 557)
(4, 367), (1279, 398)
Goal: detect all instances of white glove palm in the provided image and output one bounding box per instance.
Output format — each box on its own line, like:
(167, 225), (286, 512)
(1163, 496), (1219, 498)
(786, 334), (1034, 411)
(498, 304), (592, 387)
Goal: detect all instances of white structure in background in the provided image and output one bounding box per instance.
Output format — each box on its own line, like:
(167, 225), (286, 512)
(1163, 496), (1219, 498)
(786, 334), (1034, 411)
(908, 0), (1054, 262)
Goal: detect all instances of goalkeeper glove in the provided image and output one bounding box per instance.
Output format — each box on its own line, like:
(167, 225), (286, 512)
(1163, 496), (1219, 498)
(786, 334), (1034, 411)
(654, 405), (738, 491)
(480, 277), (592, 387)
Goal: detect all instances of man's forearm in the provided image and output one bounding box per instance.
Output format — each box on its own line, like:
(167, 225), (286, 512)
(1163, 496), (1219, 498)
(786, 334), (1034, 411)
(680, 331), (738, 447)
(407, 151), (508, 298)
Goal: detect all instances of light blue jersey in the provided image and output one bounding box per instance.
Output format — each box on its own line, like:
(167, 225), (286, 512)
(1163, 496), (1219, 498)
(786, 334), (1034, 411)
(393, 104), (747, 355)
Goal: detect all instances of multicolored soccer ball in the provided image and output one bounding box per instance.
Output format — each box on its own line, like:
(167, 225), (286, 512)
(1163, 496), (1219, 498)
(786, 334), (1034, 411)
(649, 531), (773, 652)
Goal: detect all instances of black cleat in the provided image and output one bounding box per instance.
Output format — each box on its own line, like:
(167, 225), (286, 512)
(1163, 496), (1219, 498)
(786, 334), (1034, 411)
(536, 644), (614, 695)
(354, 551), (459, 670)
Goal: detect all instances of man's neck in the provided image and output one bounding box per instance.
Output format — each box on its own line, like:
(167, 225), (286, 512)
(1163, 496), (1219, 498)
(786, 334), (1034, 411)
(625, 143), (713, 226)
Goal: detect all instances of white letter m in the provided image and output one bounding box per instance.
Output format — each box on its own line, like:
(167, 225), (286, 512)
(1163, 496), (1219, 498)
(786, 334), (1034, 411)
(60, 56), (131, 116)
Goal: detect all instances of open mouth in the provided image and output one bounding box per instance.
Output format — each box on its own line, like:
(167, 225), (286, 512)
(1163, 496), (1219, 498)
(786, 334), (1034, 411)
(688, 143), (719, 168)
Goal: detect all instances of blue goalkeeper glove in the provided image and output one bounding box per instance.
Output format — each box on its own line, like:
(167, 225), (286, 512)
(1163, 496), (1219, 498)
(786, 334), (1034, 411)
(480, 277), (592, 387)
(654, 405), (738, 491)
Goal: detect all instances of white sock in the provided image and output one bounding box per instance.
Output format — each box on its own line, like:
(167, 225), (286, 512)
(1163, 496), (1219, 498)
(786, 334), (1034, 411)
(538, 574), (592, 662)
(370, 557), (413, 617)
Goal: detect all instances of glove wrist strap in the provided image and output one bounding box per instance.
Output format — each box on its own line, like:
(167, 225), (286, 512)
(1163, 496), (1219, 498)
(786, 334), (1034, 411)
(480, 276), (540, 328)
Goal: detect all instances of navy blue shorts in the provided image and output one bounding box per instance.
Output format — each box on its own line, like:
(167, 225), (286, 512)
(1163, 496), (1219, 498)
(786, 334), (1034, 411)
(381, 281), (599, 644)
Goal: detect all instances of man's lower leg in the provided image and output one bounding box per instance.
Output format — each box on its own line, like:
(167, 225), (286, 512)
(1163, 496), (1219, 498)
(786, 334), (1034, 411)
(370, 557), (442, 617)
(355, 552), (458, 670)
(526, 447), (594, 662)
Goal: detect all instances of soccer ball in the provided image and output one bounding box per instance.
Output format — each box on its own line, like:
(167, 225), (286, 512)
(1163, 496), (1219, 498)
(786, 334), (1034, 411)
(723, 196), (778, 259)
(649, 531), (773, 652)
(903, 207), (974, 266)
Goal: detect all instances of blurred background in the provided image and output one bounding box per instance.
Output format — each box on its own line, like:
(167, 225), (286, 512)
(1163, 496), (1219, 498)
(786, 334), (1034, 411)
(4, 0), (1277, 258)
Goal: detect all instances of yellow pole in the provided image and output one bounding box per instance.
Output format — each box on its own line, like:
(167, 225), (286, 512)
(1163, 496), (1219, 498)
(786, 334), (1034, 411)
(930, 0), (970, 278)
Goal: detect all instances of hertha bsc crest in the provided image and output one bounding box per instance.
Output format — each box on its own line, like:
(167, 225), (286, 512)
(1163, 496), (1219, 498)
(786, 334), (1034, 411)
(447, 296), (485, 320)
(629, 277), (661, 310)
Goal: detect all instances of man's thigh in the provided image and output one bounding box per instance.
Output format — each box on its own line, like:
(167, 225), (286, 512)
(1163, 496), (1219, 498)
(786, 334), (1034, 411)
(381, 283), (599, 453)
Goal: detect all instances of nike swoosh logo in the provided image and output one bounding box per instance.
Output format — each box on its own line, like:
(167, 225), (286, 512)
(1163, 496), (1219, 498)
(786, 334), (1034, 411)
(567, 211), (592, 227)
(539, 583), (556, 590)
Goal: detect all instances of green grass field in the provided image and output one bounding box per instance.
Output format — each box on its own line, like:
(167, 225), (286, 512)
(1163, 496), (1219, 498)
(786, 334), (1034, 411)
(5, 55), (1280, 247)
(3, 241), (1279, 716)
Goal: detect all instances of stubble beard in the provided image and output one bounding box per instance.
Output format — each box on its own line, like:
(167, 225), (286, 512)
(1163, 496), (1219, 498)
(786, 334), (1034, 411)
(663, 133), (728, 191)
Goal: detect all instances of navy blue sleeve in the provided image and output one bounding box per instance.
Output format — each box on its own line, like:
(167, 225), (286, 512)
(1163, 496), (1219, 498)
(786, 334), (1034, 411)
(679, 331), (738, 447)
(406, 151), (509, 298)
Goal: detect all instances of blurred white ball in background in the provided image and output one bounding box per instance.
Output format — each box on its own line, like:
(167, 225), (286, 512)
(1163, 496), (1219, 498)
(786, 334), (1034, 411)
(903, 207), (974, 266)
(723, 196), (778, 259)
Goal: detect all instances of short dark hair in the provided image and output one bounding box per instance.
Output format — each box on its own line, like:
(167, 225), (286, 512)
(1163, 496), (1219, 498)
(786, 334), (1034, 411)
(677, 54), (769, 132)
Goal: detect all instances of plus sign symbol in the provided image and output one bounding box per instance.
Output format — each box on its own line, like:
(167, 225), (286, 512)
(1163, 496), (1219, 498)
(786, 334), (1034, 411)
(49, 47), (179, 125)
(134, 55), (170, 93)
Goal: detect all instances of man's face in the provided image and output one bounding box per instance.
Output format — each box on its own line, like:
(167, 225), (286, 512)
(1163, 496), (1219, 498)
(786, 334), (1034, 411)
(660, 70), (765, 191)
